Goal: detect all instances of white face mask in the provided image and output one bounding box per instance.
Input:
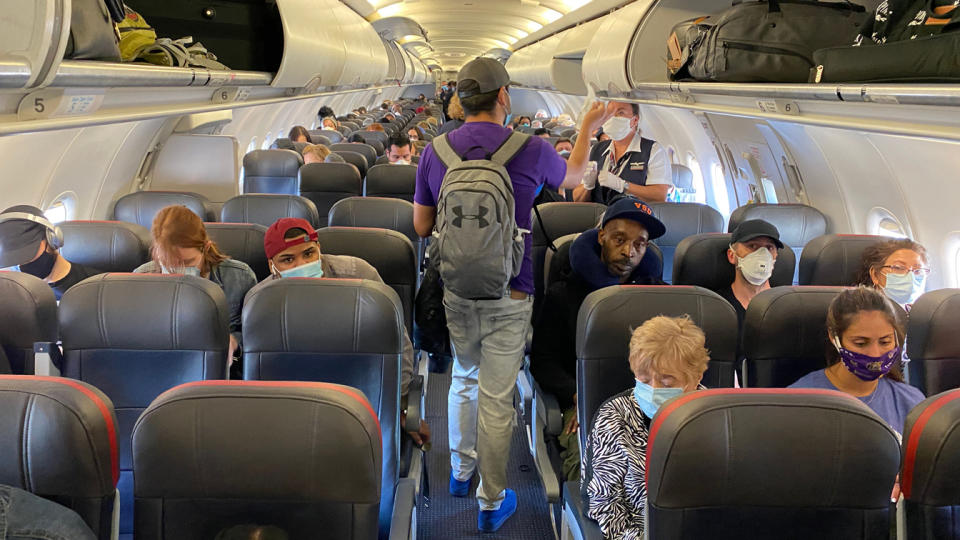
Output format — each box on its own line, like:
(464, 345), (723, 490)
(734, 245), (775, 286)
(602, 116), (634, 141)
(161, 265), (201, 277)
(392, 159), (410, 166)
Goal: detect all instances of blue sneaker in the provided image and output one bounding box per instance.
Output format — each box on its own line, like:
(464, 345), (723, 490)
(449, 471), (472, 497)
(478, 489), (517, 533)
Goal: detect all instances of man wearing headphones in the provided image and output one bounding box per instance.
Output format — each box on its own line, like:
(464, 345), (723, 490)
(0, 205), (102, 300)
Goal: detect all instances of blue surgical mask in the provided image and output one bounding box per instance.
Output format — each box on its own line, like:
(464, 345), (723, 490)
(504, 113), (513, 127)
(278, 260), (324, 279)
(883, 272), (925, 306)
(633, 379), (684, 419)
(161, 265), (201, 277)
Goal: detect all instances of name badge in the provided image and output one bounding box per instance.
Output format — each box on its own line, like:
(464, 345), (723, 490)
(629, 161), (646, 171)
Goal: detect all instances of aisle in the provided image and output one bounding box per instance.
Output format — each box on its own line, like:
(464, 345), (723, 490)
(416, 370), (555, 539)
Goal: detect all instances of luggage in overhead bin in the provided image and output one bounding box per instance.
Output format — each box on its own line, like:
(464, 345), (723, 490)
(676, 0), (868, 82)
(64, 0), (125, 61)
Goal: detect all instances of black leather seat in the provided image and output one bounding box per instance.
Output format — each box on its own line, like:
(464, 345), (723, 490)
(356, 131), (388, 153)
(242, 149), (303, 195)
(221, 194), (321, 229)
(113, 191), (214, 228)
(333, 150), (369, 179)
(133, 381), (383, 540)
(205, 223), (269, 281)
(298, 163), (364, 227)
(649, 203), (725, 284)
(306, 132), (332, 146)
(799, 234), (886, 286)
(742, 286), (845, 387)
(531, 202), (606, 310)
(646, 389), (900, 539)
(331, 143), (377, 167)
(314, 129), (343, 143)
(60, 220), (152, 272)
(728, 203), (827, 261)
(374, 155), (420, 166)
(907, 289), (960, 395)
(59, 274), (229, 536)
(0, 376), (119, 539)
(364, 164), (416, 202)
(327, 197), (417, 242)
(241, 279), (405, 538)
(673, 233), (796, 289)
(0, 272), (58, 374)
(901, 388), (960, 540)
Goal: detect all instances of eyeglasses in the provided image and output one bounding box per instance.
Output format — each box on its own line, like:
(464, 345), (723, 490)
(881, 264), (931, 277)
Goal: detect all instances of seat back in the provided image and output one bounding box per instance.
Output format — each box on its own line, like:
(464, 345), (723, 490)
(113, 191), (213, 228)
(242, 149), (303, 195)
(743, 286), (845, 387)
(374, 155), (420, 166)
(576, 286), (738, 454)
(531, 202), (606, 301)
(649, 203), (725, 284)
(327, 197), (418, 243)
(133, 381), (381, 540)
(60, 221), (152, 272)
(205, 223), (270, 281)
(728, 203), (828, 252)
(315, 129), (343, 143)
(331, 143), (377, 166)
(221, 194), (321, 229)
(59, 274), (229, 535)
(357, 131), (388, 149)
(306, 132), (332, 146)
(799, 234), (886, 286)
(241, 279), (403, 537)
(0, 376), (119, 539)
(365, 164), (416, 202)
(646, 389), (900, 539)
(0, 272), (58, 374)
(907, 289), (960, 395)
(298, 163), (364, 226)
(673, 233), (796, 289)
(333, 150), (369, 179)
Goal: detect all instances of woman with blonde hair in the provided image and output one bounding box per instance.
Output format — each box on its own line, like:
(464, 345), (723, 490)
(439, 93), (465, 135)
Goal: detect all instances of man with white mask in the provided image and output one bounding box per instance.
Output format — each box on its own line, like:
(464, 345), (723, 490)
(573, 101), (673, 204)
(718, 219), (783, 341)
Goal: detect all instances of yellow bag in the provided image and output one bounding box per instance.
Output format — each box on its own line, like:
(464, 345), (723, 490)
(117, 7), (156, 62)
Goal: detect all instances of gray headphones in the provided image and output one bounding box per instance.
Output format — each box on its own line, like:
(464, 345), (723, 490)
(0, 212), (64, 250)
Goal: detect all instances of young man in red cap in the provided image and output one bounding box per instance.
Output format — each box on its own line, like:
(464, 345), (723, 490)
(247, 217), (429, 446)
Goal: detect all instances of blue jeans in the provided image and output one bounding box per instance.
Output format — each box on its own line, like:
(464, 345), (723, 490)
(444, 290), (533, 511)
(0, 485), (97, 540)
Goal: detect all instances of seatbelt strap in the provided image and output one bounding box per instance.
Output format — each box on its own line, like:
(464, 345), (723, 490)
(533, 203), (557, 253)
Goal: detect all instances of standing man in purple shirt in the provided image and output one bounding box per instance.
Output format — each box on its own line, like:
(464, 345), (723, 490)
(413, 58), (609, 532)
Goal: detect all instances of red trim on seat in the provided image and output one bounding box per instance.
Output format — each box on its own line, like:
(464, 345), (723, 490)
(0, 375), (119, 486)
(901, 390), (960, 498)
(619, 285), (696, 289)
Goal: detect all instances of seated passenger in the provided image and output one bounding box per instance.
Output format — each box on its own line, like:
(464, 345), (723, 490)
(717, 219), (782, 339)
(856, 238), (930, 309)
(516, 116), (532, 128)
(318, 105), (334, 120)
(382, 113), (396, 123)
(134, 205), (257, 360)
(348, 133), (367, 144)
(0, 205), (102, 300)
(249, 217), (430, 446)
(424, 117), (439, 129)
(534, 127), (550, 138)
(586, 315), (709, 539)
(320, 116), (338, 130)
(302, 144), (343, 164)
(0, 484), (97, 540)
(366, 123), (386, 133)
(386, 134), (414, 165)
(531, 197), (666, 481)
(789, 286), (924, 435)
(288, 126), (310, 144)
(407, 128), (422, 142)
(554, 137), (574, 155)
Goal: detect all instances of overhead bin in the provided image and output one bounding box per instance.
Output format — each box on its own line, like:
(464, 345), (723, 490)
(383, 39), (405, 83)
(582, 0), (656, 94)
(506, 37), (559, 90)
(551, 18), (604, 95)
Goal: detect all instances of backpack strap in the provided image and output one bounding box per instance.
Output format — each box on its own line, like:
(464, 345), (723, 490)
(431, 134), (462, 169)
(490, 131), (531, 166)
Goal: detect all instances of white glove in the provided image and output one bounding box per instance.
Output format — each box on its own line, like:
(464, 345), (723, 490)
(599, 170), (627, 193)
(581, 161), (599, 190)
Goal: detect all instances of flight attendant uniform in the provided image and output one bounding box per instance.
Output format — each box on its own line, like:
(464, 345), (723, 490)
(588, 136), (672, 205)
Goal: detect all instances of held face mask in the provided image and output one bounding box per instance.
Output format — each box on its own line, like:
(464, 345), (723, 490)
(735, 245), (775, 286)
(633, 379), (684, 419)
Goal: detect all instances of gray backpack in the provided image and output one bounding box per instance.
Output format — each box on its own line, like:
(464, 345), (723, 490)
(429, 131), (530, 300)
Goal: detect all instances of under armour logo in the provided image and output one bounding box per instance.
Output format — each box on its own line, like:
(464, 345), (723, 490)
(452, 205), (489, 228)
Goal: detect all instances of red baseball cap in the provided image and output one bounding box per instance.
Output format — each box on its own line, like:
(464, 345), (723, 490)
(264, 218), (318, 259)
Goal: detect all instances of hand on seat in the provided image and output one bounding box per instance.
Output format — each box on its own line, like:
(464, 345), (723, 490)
(402, 412), (432, 449)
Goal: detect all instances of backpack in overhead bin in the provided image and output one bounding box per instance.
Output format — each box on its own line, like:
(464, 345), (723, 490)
(428, 132), (530, 300)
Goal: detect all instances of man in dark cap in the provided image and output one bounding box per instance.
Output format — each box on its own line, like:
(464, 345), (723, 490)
(0, 205), (101, 300)
(719, 219), (784, 331)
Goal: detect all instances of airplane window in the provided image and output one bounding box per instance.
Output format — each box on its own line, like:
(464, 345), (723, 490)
(868, 207), (908, 238)
(262, 132), (272, 150)
(44, 202), (67, 224)
(877, 218), (906, 238)
(761, 178), (779, 204)
(711, 162), (731, 219)
(686, 155), (706, 204)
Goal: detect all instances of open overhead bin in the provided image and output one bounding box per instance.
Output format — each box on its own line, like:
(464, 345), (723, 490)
(581, 0), (656, 94)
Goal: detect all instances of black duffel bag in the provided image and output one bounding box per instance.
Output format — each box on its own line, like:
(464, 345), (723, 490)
(686, 0), (868, 82)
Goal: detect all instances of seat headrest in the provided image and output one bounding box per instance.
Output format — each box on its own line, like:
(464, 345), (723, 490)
(299, 163), (364, 192)
(650, 203), (725, 247)
(113, 191), (210, 229)
(673, 233), (796, 288)
(331, 151), (368, 177)
(327, 198), (417, 242)
(531, 202), (606, 247)
(365, 164), (416, 198)
(133, 381), (380, 500)
(728, 203), (827, 248)
(59, 274), (229, 350)
(314, 129), (342, 143)
(59, 221), (152, 272)
(902, 389), (960, 504)
(647, 388), (900, 507)
(243, 149), (303, 177)
(742, 286), (846, 387)
(314, 227), (416, 285)
(671, 164), (694, 191)
(204, 223), (270, 281)
(0, 272), (58, 350)
(271, 138), (295, 151)
(799, 234), (886, 286)
(906, 289), (960, 396)
(306, 131), (331, 146)
(221, 194), (320, 228)
(242, 278), (403, 354)
(330, 143), (376, 163)
(0, 375), (119, 496)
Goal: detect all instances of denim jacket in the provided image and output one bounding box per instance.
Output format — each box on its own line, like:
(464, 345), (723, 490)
(0, 485), (97, 540)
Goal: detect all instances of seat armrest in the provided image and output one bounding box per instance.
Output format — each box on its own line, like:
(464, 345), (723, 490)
(28, 342), (62, 376)
(531, 376), (563, 436)
(562, 481), (605, 540)
(404, 375), (424, 432)
(388, 477), (417, 540)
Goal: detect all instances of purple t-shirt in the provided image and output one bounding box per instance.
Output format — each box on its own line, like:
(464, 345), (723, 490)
(415, 122), (567, 295)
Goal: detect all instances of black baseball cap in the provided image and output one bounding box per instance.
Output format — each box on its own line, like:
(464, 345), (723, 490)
(731, 219), (784, 249)
(457, 57), (511, 98)
(0, 205), (49, 268)
(601, 197), (666, 240)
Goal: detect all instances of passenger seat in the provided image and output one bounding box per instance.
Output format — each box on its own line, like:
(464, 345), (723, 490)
(649, 202), (724, 284)
(729, 203), (828, 282)
(298, 163), (364, 227)
(333, 150), (369, 179)
(906, 289), (960, 395)
(365, 164), (417, 202)
(60, 220), (152, 272)
(673, 233), (796, 290)
(113, 191), (214, 229)
(221, 194), (321, 229)
(242, 149), (303, 195)
(530, 202), (606, 312)
(205, 223), (270, 281)
(330, 143), (377, 169)
(0, 272), (58, 374)
(799, 234), (886, 286)
(327, 197), (422, 269)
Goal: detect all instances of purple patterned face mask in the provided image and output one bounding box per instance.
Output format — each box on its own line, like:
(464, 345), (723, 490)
(833, 337), (900, 381)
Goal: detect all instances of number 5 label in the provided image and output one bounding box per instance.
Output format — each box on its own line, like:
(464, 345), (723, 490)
(18, 89), (105, 121)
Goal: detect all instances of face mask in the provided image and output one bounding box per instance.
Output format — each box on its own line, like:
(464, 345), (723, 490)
(17, 249), (57, 279)
(633, 379), (684, 419)
(392, 159), (410, 166)
(602, 116), (634, 141)
(278, 260), (324, 279)
(161, 265), (201, 277)
(833, 337), (900, 382)
(883, 272), (925, 306)
(559, 150), (571, 158)
(521, 122), (530, 128)
(734, 245), (775, 286)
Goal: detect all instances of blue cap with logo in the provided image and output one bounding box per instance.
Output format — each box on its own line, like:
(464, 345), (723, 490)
(601, 197), (666, 240)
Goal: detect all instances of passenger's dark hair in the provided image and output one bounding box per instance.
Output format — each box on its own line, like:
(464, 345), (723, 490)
(518, 116), (532, 125)
(318, 105), (334, 118)
(288, 126), (310, 143)
(629, 103), (640, 116)
(554, 137), (572, 148)
(460, 87), (501, 116)
(388, 133), (411, 150)
(825, 286), (907, 382)
(283, 227), (310, 241)
(855, 238), (928, 287)
(348, 133), (366, 143)
(534, 128), (549, 136)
